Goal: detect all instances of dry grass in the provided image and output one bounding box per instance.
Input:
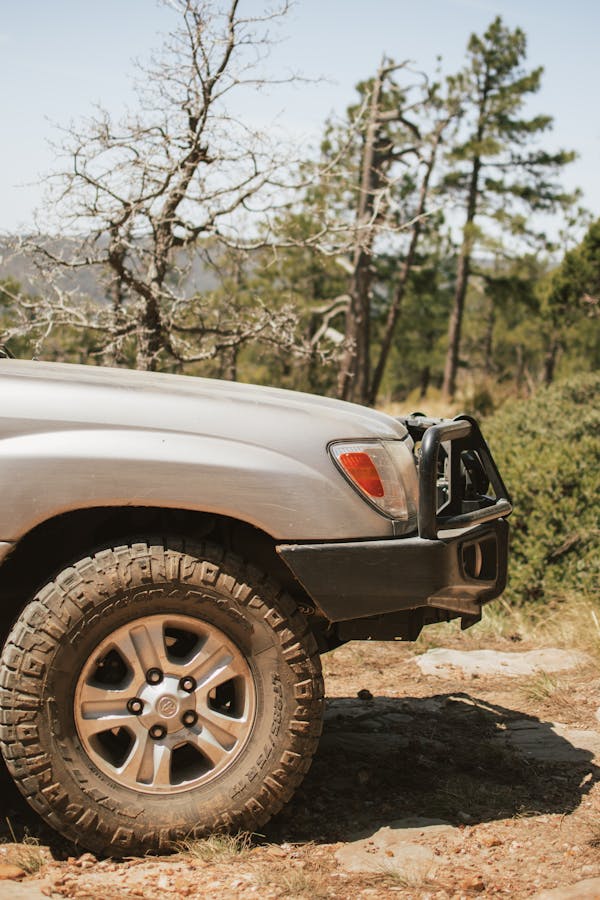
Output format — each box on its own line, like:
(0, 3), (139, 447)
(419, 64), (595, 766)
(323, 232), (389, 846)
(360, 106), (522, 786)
(175, 830), (254, 863)
(252, 864), (327, 898)
(467, 595), (600, 657)
(521, 671), (570, 707)
(173, 833), (336, 897)
(377, 385), (460, 421)
(11, 839), (47, 875)
(577, 813), (600, 850)
(249, 845), (332, 899)
(369, 595), (600, 661)
(2, 820), (48, 875)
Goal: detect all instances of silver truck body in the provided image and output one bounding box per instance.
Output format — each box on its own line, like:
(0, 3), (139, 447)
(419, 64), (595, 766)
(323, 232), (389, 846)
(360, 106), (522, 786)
(0, 359), (417, 550)
(0, 358), (512, 856)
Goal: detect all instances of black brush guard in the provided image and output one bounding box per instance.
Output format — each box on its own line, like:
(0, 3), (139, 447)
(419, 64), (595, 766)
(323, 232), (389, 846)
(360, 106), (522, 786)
(400, 414), (512, 540)
(278, 415), (512, 626)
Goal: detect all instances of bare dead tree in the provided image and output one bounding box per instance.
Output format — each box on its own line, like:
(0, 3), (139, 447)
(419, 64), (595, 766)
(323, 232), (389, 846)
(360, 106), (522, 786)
(16, 0), (310, 370)
(284, 60), (451, 406)
(367, 101), (455, 405)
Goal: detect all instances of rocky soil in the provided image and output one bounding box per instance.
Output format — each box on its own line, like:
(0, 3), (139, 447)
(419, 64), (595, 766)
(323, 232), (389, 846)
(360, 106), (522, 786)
(1, 633), (599, 899)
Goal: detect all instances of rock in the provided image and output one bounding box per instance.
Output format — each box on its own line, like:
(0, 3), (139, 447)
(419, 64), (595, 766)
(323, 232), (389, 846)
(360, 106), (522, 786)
(595, 707), (600, 724)
(336, 840), (434, 877)
(496, 719), (600, 763)
(325, 696), (412, 723)
(481, 835), (502, 848)
(0, 868), (25, 882)
(413, 648), (589, 677)
(319, 731), (410, 755)
(357, 689), (373, 701)
(382, 817), (457, 839)
(0, 884), (50, 900)
(335, 818), (455, 876)
(533, 876), (600, 898)
(461, 875), (485, 892)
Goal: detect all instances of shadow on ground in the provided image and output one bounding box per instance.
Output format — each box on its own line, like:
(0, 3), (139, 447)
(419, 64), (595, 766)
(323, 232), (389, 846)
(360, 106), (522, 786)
(1, 693), (598, 853)
(265, 693), (600, 843)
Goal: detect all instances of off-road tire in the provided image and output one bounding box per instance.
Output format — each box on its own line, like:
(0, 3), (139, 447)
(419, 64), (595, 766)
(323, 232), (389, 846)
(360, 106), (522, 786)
(0, 541), (324, 856)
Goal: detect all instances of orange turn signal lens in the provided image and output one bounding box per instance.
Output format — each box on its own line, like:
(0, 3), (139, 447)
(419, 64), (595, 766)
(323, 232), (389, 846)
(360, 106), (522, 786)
(338, 451), (385, 498)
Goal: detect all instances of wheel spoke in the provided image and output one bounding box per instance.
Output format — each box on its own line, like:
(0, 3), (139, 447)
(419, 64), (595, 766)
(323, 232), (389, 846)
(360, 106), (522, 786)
(150, 742), (172, 787)
(112, 621), (170, 681)
(183, 640), (246, 694)
(117, 731), (172, 787)
(79, 709), (142, 739)
(78, 685), (141, 739)
(78, 682), (132, 706)
(198, 706), (247, 748)
(178, 632), (229, 677)
(118, 732), (152, 783)
(186, 727), (231, 768)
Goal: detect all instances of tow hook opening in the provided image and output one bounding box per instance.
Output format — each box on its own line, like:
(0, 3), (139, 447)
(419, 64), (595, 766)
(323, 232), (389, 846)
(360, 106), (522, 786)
(462, 534), (497, 581)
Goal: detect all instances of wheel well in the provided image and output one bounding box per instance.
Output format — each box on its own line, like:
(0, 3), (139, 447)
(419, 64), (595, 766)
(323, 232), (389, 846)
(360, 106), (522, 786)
(0, 506), (316, 647)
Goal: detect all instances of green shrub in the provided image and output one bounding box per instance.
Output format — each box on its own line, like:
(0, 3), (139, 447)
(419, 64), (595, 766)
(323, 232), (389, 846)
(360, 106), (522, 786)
(484, 374), (600, 605)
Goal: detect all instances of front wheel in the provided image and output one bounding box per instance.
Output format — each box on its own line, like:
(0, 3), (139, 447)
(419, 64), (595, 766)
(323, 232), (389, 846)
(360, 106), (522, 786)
(0, 542), (324, 855)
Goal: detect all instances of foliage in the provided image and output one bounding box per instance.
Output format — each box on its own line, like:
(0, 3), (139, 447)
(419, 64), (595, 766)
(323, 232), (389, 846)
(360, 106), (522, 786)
(0, 12), (589, 405)
(540, 218), (600, 379)
(548, 219), (600, 315)
(485, 374), (600, 605)
(441, 16), (575, 399)
(274, 61), (455, 404)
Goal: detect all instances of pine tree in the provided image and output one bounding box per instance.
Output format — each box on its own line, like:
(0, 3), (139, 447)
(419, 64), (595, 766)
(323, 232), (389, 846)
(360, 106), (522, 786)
(441, 16), (574, 400)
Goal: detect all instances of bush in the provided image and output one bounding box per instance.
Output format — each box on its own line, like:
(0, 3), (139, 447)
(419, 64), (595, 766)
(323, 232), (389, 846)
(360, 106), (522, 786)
(484, 374), (600, 605)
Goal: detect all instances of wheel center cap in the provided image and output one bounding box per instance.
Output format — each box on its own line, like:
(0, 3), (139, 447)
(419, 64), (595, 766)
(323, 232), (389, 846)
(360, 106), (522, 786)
(157, 695), (179, 718)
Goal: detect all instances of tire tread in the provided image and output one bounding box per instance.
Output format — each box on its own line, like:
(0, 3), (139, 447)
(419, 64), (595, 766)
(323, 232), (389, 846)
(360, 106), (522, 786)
(0, 540), (323, 855)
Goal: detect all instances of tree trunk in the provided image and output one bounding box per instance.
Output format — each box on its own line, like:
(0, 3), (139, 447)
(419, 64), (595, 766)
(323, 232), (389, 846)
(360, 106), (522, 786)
(338, 251), (372, 403)
(219, 345), (238, 381)
(136, 292), (163, 371)
(442, 70), (489, 402)
(542, 336), (561, 385)
(337, 64), (387, 405)
(368, 124), (445, 407)
(367, 231), (415, 406)
(442, 155), (481, 401)
(483, 297), (495, 375)
(515, 343), (524, 393)
(419, 364), (431, 399)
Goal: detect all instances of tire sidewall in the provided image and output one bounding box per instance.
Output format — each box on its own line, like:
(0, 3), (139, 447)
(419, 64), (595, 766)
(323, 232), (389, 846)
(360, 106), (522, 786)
(3, 545), (321, 853)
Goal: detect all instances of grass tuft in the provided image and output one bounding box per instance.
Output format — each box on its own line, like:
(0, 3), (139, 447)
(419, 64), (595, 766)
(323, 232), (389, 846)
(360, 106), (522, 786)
(521, 671), (568, 705)
(175, 830), (254, 863)
(3, 820), (48, 875)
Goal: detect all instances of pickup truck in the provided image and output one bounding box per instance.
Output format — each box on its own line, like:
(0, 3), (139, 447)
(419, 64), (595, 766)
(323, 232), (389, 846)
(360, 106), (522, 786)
(0, 358), (511, 855)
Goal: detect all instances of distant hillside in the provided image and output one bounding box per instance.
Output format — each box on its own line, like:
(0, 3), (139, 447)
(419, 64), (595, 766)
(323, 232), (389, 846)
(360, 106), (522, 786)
(0, 236), (218, 301)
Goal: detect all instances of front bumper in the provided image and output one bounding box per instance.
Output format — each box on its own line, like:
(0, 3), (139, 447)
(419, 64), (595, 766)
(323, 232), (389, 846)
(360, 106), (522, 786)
(277, 415), (511, 624)
(278, 519), (508, 622)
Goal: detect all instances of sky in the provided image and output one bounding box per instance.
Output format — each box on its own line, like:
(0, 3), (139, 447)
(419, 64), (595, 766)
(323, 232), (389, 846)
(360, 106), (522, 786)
(1, 0), (599, 233)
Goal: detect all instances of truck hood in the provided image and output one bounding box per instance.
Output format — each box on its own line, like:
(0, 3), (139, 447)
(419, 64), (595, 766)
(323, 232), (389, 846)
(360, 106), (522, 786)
(0, 360), (408, 450)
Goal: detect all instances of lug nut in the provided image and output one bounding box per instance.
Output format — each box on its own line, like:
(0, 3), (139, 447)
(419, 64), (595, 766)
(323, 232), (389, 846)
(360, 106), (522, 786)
(182, 710), (198, 728)
(180, 676), (196, 693)
(127, 698), (144, 716)
(149, 724), (167, 740)
(146, 668), (163, 685)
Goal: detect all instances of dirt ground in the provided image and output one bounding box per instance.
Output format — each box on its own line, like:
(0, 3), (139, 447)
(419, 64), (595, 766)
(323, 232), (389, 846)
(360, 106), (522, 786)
(1, 627), (599, 899)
